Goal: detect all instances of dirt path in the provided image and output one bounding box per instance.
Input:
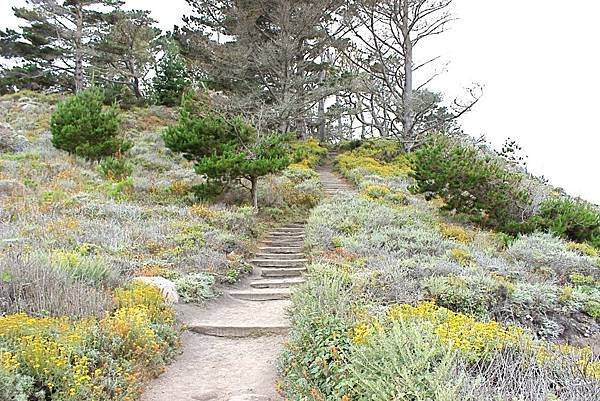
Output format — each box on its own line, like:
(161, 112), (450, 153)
(142, 223), (306, 401)
(142, 166), (354, 401)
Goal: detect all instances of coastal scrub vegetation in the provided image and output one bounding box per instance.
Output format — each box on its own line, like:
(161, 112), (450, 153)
(280, 139), (600, 400)
(0, 92), (327, 399)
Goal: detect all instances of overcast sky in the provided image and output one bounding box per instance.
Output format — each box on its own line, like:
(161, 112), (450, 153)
(1, 0), (599, 203)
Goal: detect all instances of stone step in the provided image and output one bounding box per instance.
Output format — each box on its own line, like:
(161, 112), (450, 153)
(255, 253), (305, 260)
(252, 259), (307, 267)
(268, 231), (305, 236)
(257, 246), (303, 253)
(229, 289), (291, 301)
(263, 237), (305, 243)
(260, 240), (304, 247)
(250, 278), (305, 289)
(261, 267), (306, 278)
(188, 324), (289, 338)
(265, 233), (305, 238)
(269, 227), (305, 232)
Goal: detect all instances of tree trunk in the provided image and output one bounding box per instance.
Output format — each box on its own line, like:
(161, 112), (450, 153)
(132, 76), (142, 98)
(250, 176), (259, 210)
(317, 63), (327, 141)
(74, 5), (84, 93)
(129, 59), (143, 98)
(401, 0), (414, 151)
(318, 97), (326, 141)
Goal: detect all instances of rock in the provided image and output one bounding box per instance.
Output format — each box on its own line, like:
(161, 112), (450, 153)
(0, 180), (26, 197)
(0, 123), (29, 152)
(133, 276), (179, 304)
(228, 395), (271, 401)
(191, 391), (222, 401)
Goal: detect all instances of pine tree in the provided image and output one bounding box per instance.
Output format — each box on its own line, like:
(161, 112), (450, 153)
(0, 64), (66, 94)
(177, 0), (346, 134)
(51, 87), (130, 160)
(162, 95), (290, 208)
(92, 9), (161, 101)
(152, 44), (190, 106)
(0, 0), (124, 93)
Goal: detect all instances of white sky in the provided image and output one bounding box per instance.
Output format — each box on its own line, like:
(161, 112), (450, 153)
(1, 0), (599, 203)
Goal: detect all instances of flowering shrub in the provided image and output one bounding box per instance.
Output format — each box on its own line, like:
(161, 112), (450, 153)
(281, 139), (600, 401)
(0, 283), (178, 400)
(336, 153), (412, 178)
(347, 318), (462, 401)
(360, 184), (407, 206)
(448, 248), (475, 267)
(439, 223), (473, 244)
(282, 164), (319, 184)
(289, 138), (328, 168)
(388, 302), (522, 360)
(567, 241), (599, 257)
(423, 275), (501, 319)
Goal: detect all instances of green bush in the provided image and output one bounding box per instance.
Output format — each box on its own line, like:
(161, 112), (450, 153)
(279, 264), (355, 399)
(533, 197), (600, 248)
(411, 136), (530, 234)
(98, 156), (133, 181)
(347, 138), (404, 163)
(50, 88), (130, 160)
(152, 51), (190, 107)
(49, 250), (117, 287)
(347, 319), (462, 401)
(163, 95), (290, 208)
(104, 177), (134, 200)
(174, 273), (215, 303)
(102, 82), (146, 109)
(423, 274), (499, 320)
(282, 165), (319, 184)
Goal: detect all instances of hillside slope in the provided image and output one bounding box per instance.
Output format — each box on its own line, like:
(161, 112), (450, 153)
(280, 142), (600, 400)
(0, 93), (324, 400)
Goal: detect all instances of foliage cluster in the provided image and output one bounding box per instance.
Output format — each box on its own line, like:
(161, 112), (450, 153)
(305, 194), (600, 341)
(533, 197), (600, 248)
(162, 95), (290, 207)
(401, 135), (600, 249)
(336, 153), (412, 180)
(152, 51), (190, 107)
(0, 95), (310, 397)
(361, 184), (407, 206)
(280, 261), (600, 401)
(98, 157), (133, 181)
(410, 135), (531, 234)
(289, 138), (328, 168)
(0, 283), (178, 400)
(50, 88), (130, 161)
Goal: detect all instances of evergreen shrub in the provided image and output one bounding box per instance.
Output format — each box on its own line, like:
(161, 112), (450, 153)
(51, 88), (130, 160)
(411, 136), (530, 234)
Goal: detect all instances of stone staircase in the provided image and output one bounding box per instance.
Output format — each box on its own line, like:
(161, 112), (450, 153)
(142, 165), (357, 401)
(181, 223), (308, 339)
(317, 163), (356, 197)
(231, 223), (307, 301)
